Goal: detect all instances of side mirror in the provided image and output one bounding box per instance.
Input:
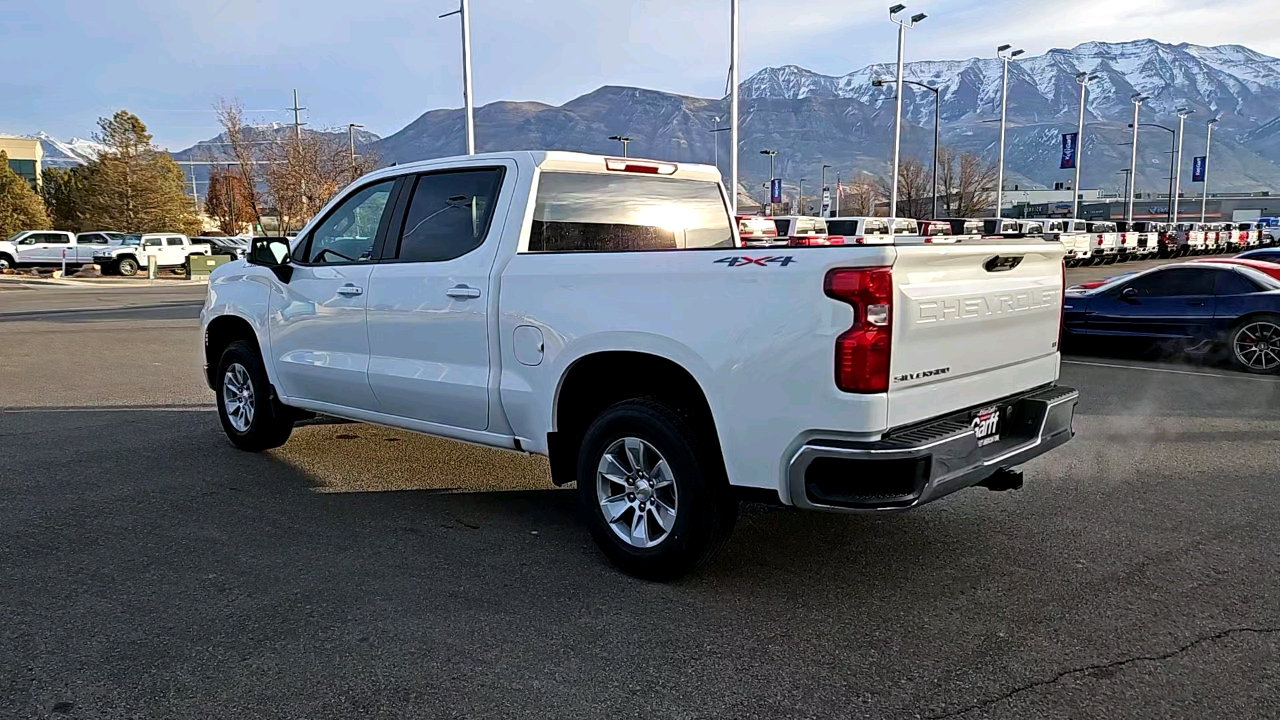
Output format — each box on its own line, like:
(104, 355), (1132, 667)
(1121, 287), (1139, 300)
(249, 237), (293, 283)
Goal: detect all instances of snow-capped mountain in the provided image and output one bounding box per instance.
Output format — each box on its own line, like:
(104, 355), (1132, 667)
(34, 132), (109, 168)
(741, 39), (1280, 130)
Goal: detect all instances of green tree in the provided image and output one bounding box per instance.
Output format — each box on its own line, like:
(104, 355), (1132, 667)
(80, 111), (201, 234)
(41, 166), (91, 231)
(0, 151), (51, 238)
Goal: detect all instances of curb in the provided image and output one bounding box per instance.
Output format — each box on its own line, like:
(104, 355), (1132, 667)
(0, 300), (206, 319)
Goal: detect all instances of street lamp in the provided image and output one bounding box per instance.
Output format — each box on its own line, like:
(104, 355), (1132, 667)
(730, 0), (740, 216)
(760, 149), (777, 214)
(1172, 107), (1194, 224)
(1126, 93), (1149, 222)
(888, 4), (926, 235)
(995, 44), (1024, 217)
(874, 77), (941, 219)
(799, 178), (806, 215)
(439, 0), (476, 155)
(1071, 72), (1099, 219)
(710, 116), (731, 175)
(821, 164), (832, 216)
(1131, 121), (1178, 223)
(346, 123), (364, 181)
(609, 135), (632, 157)
(1200, 117), (1220, 223)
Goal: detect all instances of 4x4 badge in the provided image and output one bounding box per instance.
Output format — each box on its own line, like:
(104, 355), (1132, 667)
(714, 256), (797, 267)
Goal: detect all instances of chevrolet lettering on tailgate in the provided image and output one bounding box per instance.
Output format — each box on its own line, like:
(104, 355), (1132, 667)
(915, 288), (1060, 324)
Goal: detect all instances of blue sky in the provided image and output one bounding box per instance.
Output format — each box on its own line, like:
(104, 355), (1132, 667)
(3, 0), (1278, 150)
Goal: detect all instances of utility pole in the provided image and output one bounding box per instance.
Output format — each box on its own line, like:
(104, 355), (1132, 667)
(730, 0), (739, 216)
(440, 0), (476, 154)
(798, 178), (806, 215)
(888, 4), (926, 237)
(835, 171), (841, 216)
(1200, 118), (1219, 223)
(290, 89), (307, 140)
(995, 45), (1024, 218)
(1172, 107), (1194, 224)
(347, 123), (365, 182)
(608, 135), (631, 157)
(1072, 72), (1098, 219)
(1127, 94), (1147, 223)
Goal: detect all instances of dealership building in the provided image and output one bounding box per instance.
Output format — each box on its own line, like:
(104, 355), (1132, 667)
(0, 136), (42, 191)
(1007, 188), (1277, 223)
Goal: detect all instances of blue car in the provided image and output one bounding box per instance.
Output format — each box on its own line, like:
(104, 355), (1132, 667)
(1235, 248), (1280, 263)
(1063, 262), (1280, 373)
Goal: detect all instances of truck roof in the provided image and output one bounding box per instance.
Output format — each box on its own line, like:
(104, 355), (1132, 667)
(373, 150), (723, 184)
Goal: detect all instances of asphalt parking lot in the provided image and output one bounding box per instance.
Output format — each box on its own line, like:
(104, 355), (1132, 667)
(1, 271), (1277, 719)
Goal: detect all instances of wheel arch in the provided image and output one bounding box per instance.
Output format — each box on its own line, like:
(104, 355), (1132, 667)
(204, 313), (267, 390)
(547, 350), (724, 487)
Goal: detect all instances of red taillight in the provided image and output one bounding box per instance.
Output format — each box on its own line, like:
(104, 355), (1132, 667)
(789, 234), (837, 246)
(824, 267), (892, 393)
(1097, 236), (1103, 245)
(604, 158), (676, 175)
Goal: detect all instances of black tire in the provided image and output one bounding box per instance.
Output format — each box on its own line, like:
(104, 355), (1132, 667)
(0, 253), (14, 271)
(1228, 315), (1280, 375)
(117, 257), (139, 276)
(215, 340), (294, 451)
(577, 398), (737, 581)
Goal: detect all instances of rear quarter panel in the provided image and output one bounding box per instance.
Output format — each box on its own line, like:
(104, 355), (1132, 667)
(497, 247), (897, 492)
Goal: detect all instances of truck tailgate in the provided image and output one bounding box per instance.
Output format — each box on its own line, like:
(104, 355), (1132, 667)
(888, 241), (1064, 428)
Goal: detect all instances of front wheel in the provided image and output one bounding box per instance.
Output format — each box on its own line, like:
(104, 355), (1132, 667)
(577, 398), (737, 581)
(0, 254), (14, 271)
(215, 340), (294, 451)
(117, 257), (139, 276)
(1230, 316), (1280, 374)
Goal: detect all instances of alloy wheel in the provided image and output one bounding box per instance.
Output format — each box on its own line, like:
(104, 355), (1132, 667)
(596, 437), (678, 549)
(1234, 322), (1280, 372)
(222, 363), (256, 432)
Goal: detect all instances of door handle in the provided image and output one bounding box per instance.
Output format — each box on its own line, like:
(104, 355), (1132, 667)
(335, 285), (364, 297)
(446, 285), (482, 299)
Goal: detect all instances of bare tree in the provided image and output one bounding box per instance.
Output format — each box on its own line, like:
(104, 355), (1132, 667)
(204, 167), (256, 235)
(262, 130), (351, 234)
(937, 147), (997, 217)
(840, 179), (881, 217)
(873, 157), (931, 219)
(214, 100), (265, 230)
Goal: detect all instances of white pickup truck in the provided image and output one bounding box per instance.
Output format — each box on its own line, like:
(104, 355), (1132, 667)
(200, 151), (1078, 579)
(0, 230), (121, 270)
(95, 234), (212, 276)
(1030, 219), (1092, 266)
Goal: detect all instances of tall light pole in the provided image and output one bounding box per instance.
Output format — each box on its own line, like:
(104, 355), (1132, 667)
(712, 116), (721, 171)
(1172, 107), (1194, 224)
(888, 5), (926, 235)
(760, 150), (777, 215)
(995, 44), (1024, 217)
(798, 178), (806, 215)
(835, 171), (841, 216)
(1127, 93), (1148, 223)
(730, 0), (740, 217)
(874, 77), (940, 219)
(439, 0), (476, 154)
(609, 135), (632, 157)
(1200, 118), (1219, 223)
(347, 123), (364, 181)
(1071, 72), (1099, 219)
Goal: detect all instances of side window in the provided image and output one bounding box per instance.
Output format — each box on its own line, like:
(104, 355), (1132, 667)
(76, 234), (100, 245)
(1123, 269), (1216, 298)
(1216, 270), (1261, 296)
(143, 237), (163, 247)
(393, 168), (504, 262)
(296, 180), (395, 264)
(166, 238), (184, 246)
(38, 233), (69, 244)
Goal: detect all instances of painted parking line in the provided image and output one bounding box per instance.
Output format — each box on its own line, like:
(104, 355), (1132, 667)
(1063, 359), (1280, 382)
(0, 405), (217, 414)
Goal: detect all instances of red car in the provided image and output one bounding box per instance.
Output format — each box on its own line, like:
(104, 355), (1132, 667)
(1189, 257), (1280, 281)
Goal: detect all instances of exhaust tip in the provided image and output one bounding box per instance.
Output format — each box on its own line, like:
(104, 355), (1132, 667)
(978, 468), (1024, 492)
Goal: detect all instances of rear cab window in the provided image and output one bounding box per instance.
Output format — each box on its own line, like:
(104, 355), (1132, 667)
(525, 172), (734, 252)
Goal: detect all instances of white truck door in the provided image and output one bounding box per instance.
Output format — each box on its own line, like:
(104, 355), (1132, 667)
(267, 179), (396, 411)
(366, 164), (514, 431)
(162, 237), (187, 266)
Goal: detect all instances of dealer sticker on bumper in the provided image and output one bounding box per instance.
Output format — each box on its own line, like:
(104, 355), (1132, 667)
(971, 406), (1002, 447)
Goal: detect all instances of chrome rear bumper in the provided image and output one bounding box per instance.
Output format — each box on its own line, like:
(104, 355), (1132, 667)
(787, 384), (1078, 512)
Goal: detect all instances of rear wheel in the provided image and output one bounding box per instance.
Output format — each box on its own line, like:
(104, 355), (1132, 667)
(215, 340), (294, 451)
(577, 398), (737, 581)
(1230, 316), (1280, 374)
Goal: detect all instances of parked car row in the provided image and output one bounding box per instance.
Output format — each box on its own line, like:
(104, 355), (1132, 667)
(0, 230), (231, 276)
